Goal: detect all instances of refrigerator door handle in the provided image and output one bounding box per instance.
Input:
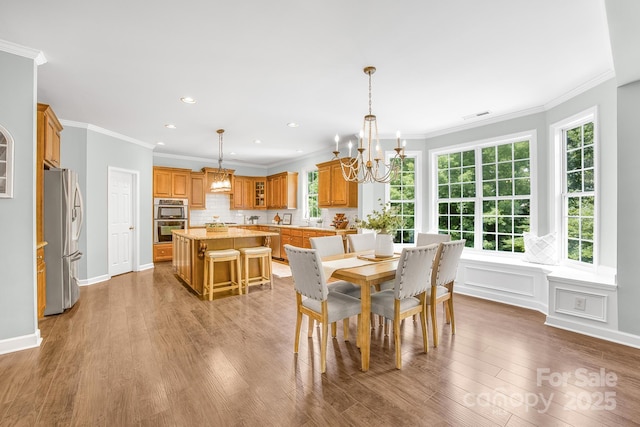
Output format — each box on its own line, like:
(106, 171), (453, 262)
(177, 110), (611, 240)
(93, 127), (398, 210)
(72, 181), (84, 242)
(64, 250), (83, 262)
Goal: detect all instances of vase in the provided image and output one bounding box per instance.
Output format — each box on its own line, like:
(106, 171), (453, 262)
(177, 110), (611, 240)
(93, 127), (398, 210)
(375, 233), (394, 257)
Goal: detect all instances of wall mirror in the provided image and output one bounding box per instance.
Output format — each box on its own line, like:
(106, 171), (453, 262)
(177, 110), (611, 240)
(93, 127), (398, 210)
(0, 125), (14, 198)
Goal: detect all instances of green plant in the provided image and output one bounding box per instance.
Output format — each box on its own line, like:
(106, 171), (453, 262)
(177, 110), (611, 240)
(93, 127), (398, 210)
(359, 199), (404, 235)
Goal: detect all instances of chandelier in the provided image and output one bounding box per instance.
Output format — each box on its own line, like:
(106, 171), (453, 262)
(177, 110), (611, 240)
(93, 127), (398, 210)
(210, 129), (232, 192)
(333, 66), (406, 183)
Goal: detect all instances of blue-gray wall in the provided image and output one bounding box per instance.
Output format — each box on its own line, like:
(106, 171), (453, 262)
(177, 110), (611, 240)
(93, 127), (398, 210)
(0, 51), (37, 342)
(63, 126), (154, 280)
(617, 80), (640, 335)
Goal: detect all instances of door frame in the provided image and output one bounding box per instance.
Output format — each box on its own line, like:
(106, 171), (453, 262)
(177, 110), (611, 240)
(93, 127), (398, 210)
(108, 167), (140, 275)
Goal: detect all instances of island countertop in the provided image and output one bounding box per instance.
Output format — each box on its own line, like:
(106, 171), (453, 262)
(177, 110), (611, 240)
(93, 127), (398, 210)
(173, 227), (278, 240)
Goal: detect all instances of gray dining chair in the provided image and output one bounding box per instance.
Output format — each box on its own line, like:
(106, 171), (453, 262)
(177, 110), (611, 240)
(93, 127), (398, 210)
(369, 244), (439, 369)
(347, 233), (376, 252)
(285, 244), (362, 373)
(416, 232), (451, 246)
(428, 239), (465, 347)
(310, 235), (361, 297)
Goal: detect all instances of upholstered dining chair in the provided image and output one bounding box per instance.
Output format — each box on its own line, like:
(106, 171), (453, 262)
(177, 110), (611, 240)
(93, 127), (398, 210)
(347, 233), (376, 252)
(369, 244), (439, 369)
(416, 232), (451, 247)
(309, 235), (361, 297)
(285, 244), (362, 373)
(428, 239), (465, 347)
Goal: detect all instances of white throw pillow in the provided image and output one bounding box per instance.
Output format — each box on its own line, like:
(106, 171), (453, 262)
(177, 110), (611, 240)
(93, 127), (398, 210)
(523, 232), (557, 265)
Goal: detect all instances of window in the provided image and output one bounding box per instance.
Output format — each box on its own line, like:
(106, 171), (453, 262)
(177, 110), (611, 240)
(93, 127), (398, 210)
(305, 170), (320, 218)
(433, 132), (535, 252)
(387, 152), (420, 244)
(554, 108), (597, 265)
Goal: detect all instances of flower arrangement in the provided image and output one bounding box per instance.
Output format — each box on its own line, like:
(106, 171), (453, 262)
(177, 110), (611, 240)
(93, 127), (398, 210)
(359, 199), (403, 235)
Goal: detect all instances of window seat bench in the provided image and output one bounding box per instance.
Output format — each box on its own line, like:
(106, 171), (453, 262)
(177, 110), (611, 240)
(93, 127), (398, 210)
(454, 252), (619, 338)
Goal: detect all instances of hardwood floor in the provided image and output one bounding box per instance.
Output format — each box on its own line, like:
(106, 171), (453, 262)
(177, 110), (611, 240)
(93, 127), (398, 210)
(2, 263), (639, 426)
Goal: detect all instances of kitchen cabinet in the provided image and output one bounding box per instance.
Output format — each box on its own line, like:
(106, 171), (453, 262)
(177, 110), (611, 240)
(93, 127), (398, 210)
(172, 234), (191, 283)
(253, 178), (266, 209)
(280, 228), (291, 261)
(36, 103), (62, 318)
(317, 159), (358, 208)
(231, 176), (267, 210)
(153, 243), (173, 262)
(266, 172), (298, 209)
(190, 172), (206, 209)
(36, 245), (46, 318)
(230, 176), (254, 209)
(153, 167), (190, 198)
(38, 103), (62, 169)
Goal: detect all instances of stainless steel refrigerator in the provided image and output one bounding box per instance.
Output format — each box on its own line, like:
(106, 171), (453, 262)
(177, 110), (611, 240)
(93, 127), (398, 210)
(44, 168), (84, 315)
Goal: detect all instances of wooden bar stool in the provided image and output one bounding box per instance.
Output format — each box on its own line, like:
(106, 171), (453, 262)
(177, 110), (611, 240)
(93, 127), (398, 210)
(203, 249), (242, 300)
(239, 246), (273, 293)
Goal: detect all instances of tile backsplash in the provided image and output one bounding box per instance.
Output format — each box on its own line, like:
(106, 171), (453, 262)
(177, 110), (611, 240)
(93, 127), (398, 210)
(189, 193), (358, 228)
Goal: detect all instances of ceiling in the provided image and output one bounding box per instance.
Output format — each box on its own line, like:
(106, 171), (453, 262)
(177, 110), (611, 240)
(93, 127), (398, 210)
(0, 1), (615, 167)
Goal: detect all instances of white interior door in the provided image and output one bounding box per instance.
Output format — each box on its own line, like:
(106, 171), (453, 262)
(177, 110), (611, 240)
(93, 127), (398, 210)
(109, 169), (134, 276)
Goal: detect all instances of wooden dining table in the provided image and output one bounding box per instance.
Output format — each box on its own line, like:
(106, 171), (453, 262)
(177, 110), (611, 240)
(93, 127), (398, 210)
(321, 252), (399, 372)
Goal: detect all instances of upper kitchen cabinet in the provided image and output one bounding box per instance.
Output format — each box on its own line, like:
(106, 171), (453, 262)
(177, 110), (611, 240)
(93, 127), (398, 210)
(230, 175), (253, 210)
(189, 172), (206, 209)
(37, 103), (62, 169)
(153, 166), (190, 198)
(266, 172), (298, 209)
(231, 176), (267, 210)
(203, 167), (235, 195)
(317, 159), (358, 208)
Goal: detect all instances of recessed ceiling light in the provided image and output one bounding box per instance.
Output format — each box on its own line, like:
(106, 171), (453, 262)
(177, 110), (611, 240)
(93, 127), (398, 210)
(180, 97), (196, 104)
(287, 122), (299, 128)
(296, 149), (303, 153)
(254, 139), (262, 144)
(230, 151), (236, 155)
(165, 124), (176, 129)
(156, 141), (165, 145)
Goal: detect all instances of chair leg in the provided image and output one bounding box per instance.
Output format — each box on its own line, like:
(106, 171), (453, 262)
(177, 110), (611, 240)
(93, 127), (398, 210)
(394, 316), (402, 369)
(321, 321), (328, 373)
(208, 259), (215, 301)
(431, 301), (439, 348)
(444, 301), (450, 323)
(384, 319), (390, 336)
(203, 258), (209, 299)
(294, 311), (303, 353)
(268, 255), (273, 289)
(244, 257), (250, 294)
(420, 311), (429, 353)
(449, 298), (456, 335)
(331, 322), (337, 338)
(308, 318), (314, 337)
(343, 318), (350, 341)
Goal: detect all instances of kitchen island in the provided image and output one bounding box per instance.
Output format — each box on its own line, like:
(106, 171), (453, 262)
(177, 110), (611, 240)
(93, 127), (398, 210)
(172, 228), (278, 296)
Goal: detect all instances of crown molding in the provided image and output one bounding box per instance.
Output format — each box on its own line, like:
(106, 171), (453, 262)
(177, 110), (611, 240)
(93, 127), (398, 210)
(60, 120), (155, 150)
(424, 106), (546, 139)
(544, 69), (616, 110)
(152, 152), (268, 170)
(0, 39), (47, 65)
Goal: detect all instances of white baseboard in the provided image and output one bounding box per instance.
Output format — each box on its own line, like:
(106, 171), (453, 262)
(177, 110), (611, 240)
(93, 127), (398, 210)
(78, 274), (110, 286)
(0, 329), (42, 355)
(545, 316), (640, 350)
(137, 263), (154, 271)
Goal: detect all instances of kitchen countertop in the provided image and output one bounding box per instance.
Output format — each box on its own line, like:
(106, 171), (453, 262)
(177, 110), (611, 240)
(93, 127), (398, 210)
(173, 228), (278, 240)
(190, 224), (356, 232)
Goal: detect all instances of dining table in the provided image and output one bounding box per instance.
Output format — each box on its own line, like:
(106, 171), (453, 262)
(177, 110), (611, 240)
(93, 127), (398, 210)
(321, 251), (400, 372)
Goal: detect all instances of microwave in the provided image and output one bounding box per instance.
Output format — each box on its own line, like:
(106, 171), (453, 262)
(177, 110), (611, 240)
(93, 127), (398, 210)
(154, 198), (188, 219)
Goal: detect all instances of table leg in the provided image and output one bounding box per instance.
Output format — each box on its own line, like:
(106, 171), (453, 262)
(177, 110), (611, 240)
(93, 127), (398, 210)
(359, 281), (371, 371)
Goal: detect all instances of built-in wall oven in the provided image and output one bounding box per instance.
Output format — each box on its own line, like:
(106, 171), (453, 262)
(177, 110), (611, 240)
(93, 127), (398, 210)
(154, 198), (188, 243)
